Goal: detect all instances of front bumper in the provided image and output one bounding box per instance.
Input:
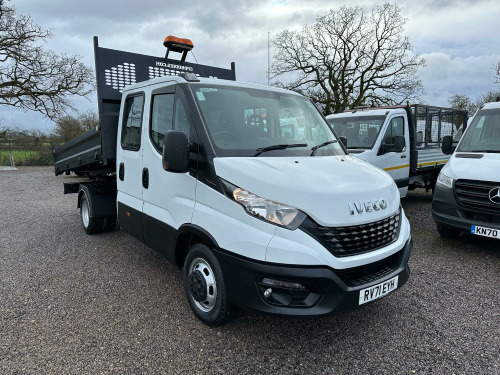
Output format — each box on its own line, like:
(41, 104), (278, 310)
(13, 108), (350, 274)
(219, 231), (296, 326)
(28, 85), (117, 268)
(214, 238), (412, 317)
(432, 184), (500, 232)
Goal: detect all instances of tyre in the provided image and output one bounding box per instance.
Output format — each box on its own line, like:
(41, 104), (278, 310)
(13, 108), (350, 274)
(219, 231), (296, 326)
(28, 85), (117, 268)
(102, 216), (117, 232)
(436, 223), (461, 238)
(80, 192), (104, 235)
(183, 243), (230, 326)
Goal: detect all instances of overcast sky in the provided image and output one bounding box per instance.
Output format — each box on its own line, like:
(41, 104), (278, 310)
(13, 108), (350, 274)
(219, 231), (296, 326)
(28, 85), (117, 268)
(3, 0), (500, 131)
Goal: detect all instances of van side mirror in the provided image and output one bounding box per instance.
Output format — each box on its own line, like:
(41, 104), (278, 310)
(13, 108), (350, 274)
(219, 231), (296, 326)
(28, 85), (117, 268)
(162, 130), (190, 173)
(339, 136), (347, 148)
(441, 135), (454, 155)
(394, 135), (405, 152)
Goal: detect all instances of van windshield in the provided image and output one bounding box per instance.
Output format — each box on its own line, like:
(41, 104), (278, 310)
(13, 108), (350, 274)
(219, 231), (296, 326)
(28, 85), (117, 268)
(327, 115), (386, 149)
(457, 108), (500, 153)
(190, 85), (345, 157)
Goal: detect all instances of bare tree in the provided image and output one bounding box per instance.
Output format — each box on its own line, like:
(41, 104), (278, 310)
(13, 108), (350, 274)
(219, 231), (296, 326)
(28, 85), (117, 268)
(52, 111), (98, 143)
(448, 90), (500, 117)
(271, 3), (425, 114)
(0, 0), (94, 119)
(495, 60), (500, 85)
(476, 90), (500, 109)
(448, 94), (475, 113)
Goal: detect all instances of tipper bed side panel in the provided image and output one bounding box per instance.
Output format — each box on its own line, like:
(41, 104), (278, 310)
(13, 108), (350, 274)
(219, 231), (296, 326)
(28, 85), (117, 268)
(53, 36), (236, 175)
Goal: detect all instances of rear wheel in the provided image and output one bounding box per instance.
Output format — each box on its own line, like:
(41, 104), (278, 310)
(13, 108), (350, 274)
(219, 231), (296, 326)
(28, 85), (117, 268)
(436, 223), (461, 238)
(183, 243), (230, 326)
(80, 193), (104, 235)
(102, 216), (116, 232)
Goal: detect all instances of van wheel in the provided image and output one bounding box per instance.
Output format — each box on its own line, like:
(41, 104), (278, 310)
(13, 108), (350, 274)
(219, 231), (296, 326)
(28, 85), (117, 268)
(102, 216), (116, 232)
(436, 223), (460, 238)
(80, 193), (104, 235)
(183, 243), (230, 326)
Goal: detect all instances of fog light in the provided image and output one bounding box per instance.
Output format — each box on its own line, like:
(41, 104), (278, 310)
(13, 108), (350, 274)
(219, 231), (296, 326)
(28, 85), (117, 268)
(263, 288), (272, 299)
(261, 277), (306, 290)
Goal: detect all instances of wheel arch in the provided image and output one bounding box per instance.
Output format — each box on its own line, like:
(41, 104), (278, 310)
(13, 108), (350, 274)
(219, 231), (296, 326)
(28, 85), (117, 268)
(77, 187), (85, 208)
(77, 183), (117, 217)
(175, 224), (219, 269)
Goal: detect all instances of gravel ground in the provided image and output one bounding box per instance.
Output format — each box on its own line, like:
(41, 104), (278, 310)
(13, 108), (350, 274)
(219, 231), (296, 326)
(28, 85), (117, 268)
(0, 167), (499, 375)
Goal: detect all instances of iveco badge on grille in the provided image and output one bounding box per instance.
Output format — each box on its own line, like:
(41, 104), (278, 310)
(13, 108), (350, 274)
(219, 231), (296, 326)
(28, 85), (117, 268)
(348, 199), (387, 215)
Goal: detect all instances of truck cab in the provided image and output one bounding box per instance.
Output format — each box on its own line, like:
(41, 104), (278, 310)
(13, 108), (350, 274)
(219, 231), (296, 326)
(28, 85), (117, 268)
(326, 105), (467, 197)
(55, 36), (413, 325)
(432, 100), (500, 240)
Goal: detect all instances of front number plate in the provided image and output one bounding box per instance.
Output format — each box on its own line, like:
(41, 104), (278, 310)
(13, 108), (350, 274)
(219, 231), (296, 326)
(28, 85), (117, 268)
(471, 225), (500, 239)
(359, 275), (398, 305)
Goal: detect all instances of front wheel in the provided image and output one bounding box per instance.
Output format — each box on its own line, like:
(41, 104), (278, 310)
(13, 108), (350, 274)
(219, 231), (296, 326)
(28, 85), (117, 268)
(183, 243), (230, 326)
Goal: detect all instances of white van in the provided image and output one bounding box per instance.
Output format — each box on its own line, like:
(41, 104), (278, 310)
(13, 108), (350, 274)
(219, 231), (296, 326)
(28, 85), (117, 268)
(327, 105), (468, 197)
(55, 37), (413, 325)
(433, 100), (500, 239)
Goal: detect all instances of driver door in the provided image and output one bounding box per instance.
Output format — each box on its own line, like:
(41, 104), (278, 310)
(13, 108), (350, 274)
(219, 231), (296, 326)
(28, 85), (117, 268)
(372, 116), (410, 195)
(141, 84), (198, 261)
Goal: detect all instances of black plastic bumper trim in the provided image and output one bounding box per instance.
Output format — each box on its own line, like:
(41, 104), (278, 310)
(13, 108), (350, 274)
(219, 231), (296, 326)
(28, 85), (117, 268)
(432, 184), (500, 231)
(213, 238), (412, 317)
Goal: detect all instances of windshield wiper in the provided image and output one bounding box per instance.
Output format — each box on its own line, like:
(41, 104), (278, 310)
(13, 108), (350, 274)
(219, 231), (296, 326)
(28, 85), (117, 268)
(252, 143), (308, 157)
(468, 150), (500, 153)
(310, 140), (338, 156)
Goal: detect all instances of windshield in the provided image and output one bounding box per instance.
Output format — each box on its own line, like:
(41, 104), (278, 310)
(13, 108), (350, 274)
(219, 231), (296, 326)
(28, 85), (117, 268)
(190, 85), (345, 157)
(457, 108), (500, 152)
(327, 115), (386, 149)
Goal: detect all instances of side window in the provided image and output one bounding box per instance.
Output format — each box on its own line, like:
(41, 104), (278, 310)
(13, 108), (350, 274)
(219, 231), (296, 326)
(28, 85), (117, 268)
(174, 99), (191, 138)
(381, 116), (404, 153)
(150, 94), (174, 152)
(121, 95), (144, 150)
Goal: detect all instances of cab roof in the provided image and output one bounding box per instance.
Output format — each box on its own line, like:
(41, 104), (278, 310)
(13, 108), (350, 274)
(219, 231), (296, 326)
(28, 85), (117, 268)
(326, 107), (406, 119)
(482, 101), (500, 110)
(122, 75), (303, 97)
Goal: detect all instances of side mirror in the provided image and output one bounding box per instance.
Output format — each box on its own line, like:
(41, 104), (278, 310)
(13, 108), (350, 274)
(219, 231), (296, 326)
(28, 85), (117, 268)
(339, 136), (347, 148)
(162, 130), (190, 173)
(394, 135), (405, 153)
(441, 135), (453, 155)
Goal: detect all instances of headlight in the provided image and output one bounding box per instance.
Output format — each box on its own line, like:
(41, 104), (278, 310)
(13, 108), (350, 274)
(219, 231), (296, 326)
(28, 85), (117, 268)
(221, 180), (306, 230)
(436, 172), (454, 188)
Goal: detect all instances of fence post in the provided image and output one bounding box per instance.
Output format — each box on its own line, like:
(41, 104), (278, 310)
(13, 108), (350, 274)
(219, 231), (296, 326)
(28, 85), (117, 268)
(8, 139), (14, 167)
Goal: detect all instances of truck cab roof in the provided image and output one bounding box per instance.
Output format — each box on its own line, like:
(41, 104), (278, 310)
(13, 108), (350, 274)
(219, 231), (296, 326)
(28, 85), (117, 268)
(482, 101), (500, 110)
(327, 108), (406, 119)
(122, 75), (304, 97)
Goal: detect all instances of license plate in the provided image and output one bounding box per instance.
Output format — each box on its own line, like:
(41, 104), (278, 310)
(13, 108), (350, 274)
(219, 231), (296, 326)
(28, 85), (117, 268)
(359, 275), (398, 305)
(471, 225), (500, 239)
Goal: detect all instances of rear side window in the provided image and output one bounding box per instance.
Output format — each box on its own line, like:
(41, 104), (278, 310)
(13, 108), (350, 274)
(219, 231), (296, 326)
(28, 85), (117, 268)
(151, 94), (175, 152)
(121, 95), (144, 150)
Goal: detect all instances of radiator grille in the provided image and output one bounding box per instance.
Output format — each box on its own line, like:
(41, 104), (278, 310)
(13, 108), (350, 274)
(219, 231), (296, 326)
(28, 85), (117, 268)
(333, 249), (403, 287)
(301, 209), (401, 258)
(455, 179), (500, 211)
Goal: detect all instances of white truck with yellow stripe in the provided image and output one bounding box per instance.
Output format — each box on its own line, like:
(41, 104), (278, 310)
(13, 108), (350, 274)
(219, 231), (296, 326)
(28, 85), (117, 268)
(326, 104), (468, 198)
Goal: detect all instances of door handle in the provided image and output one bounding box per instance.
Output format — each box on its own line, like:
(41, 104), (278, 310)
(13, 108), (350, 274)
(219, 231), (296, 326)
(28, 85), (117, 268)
(401, 154), (407, 158)
(142, 167), (149, 189)
(119, 163), (125, 181)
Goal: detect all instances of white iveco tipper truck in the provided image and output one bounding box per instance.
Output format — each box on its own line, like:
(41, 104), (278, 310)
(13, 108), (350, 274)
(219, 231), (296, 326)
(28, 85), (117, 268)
(432, 99), (500, 239)
(326, 105), (468, 197)
(54, 36), (412, 325)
